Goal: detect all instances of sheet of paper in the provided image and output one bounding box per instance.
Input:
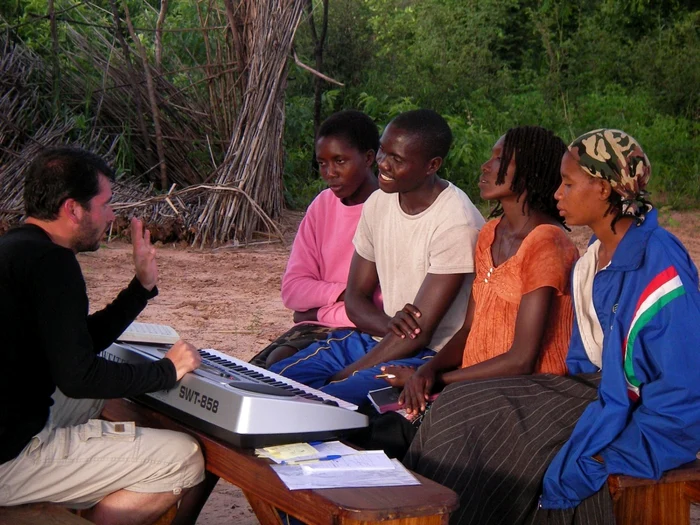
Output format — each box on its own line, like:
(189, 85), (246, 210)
(300, 450), (395, 473)
(285, 441), (359, 463)
(117, 322), (179, 345)
(127, 322), (178, 337)
(256, 441), (358, 464)
(258, 443), (318, 461)
(272, 459), (420, 490)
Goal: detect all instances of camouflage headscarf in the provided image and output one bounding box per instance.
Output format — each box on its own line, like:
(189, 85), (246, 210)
(568, 129), (652, 221)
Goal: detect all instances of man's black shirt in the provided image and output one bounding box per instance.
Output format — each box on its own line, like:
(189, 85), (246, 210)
(0, 224), (177, 464)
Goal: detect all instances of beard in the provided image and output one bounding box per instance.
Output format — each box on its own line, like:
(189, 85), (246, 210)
(72, 217), (105, 253)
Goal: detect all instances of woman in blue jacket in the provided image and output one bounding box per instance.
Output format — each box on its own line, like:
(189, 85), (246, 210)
(404, 129), (700, 525)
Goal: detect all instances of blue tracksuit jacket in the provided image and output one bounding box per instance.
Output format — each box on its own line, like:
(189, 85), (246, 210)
(541, 209), (700, 509)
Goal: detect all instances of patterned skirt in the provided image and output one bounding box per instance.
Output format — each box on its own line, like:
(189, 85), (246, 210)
(404, 373), (615, 525)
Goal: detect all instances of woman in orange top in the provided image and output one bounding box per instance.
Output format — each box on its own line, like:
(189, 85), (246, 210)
(383, 126), (579, 415)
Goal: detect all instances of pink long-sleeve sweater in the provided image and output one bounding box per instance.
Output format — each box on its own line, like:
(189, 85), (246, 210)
(281, 188), (378, 327)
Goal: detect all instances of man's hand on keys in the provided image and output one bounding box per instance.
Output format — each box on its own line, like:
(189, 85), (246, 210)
(165, 340), (202, 381)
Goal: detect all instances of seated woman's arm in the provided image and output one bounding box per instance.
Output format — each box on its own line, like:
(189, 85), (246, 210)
(395, 296), (474, 413)
(396, 287), (553, 413)
(281, 210), (346, 320)
(439, 286), (554, 384)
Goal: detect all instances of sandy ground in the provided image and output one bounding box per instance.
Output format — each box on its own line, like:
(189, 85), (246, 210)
(79, 209), (700, 525)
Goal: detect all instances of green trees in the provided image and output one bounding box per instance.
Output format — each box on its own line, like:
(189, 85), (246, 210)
(2, 0), (697, 209)
(286, 0), (699, 208)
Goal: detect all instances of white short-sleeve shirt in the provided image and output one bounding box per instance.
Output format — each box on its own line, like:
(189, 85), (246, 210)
(353, 182), (484, 350)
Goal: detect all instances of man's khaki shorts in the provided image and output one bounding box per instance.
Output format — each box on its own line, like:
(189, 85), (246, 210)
(0, 391), (205, 508)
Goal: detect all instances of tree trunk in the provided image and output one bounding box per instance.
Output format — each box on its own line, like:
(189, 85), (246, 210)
(108, 0), (156, 177)
(305, 0), (329, 137)
(47, 0), (61, 112)
(155, 0), (169, 73)
(122, 0), (169, 190)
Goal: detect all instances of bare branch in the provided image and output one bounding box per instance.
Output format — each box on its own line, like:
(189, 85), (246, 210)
(292, 50), (344, 87)
(155, 0), (169, 72)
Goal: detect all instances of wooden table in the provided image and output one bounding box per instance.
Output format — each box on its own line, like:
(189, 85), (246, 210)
(102, 398), (459, 525)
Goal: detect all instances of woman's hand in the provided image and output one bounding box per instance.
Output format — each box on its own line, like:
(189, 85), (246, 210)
(293, 308), (319, 323)
(399, 365), (436, 415)
(378, 365), (416, 388)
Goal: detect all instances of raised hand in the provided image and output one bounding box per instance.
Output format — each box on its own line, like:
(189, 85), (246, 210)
(387, 303), (422, 339)
(164, 340), (202, 381)
(131, 217), (157, 291)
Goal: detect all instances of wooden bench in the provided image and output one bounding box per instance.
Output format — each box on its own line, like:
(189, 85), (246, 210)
(609, 459), (700, 525)
(102, 397), (458, 525)
(102, 397), (700, 525)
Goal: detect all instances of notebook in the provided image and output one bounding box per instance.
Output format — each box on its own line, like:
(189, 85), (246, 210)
(367, 386), (439, 414)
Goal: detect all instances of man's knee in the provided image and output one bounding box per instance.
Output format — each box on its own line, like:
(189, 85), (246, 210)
(132, 429), (205, 494)
(167, 432), (206, 488)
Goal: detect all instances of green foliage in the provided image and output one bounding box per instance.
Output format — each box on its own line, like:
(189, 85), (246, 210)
(569, 86), (700, 207)
(284, 0), (700, 211)
(283, 95), (319, 209)
(2, 0), (696, 210)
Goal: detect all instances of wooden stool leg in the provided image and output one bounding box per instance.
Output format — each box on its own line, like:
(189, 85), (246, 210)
(241, 490), (284, 525)
(685, 480), (700, 506)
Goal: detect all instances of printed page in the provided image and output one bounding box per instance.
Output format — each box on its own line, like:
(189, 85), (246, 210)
(271, 459), (420, 490)
(117, 322), (179, 345)
(300, 450), (395, 473)
(256, 441), (359, 464)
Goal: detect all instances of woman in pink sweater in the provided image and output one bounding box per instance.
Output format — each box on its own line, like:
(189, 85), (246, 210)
(252, 110), (380, 368)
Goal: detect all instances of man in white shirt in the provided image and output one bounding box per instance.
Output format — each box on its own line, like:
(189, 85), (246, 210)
(270, 110), (484, 405)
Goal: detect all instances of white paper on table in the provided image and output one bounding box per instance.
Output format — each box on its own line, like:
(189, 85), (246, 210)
(306, 441), (358, 458)
(256, 441), (359, 464)
(271, 459), (420, 490)
(300, 450), (395, 473)
(258, 443), (318, 461)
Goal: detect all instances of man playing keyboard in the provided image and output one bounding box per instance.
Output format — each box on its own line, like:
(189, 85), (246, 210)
(0, 148), (208, 525)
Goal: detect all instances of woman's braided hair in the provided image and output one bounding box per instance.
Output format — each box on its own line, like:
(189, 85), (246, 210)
(489, 126), (568, 226)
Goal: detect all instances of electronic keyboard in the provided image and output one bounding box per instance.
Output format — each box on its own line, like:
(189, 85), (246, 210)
(102, 343), (368, 448)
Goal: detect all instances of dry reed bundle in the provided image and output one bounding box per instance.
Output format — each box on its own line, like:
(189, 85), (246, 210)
(1, 0), (305, 246)
(194, 0), (305, 247)
(0, 35), (210, 239)
(59, 23), (219, 189)
(0, 38), (45, 155)
(0, 119), (119, 224)
(0, 36), (117, 226)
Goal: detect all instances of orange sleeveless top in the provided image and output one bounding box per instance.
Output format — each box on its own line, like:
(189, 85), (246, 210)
(461, 219), (579, 375)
